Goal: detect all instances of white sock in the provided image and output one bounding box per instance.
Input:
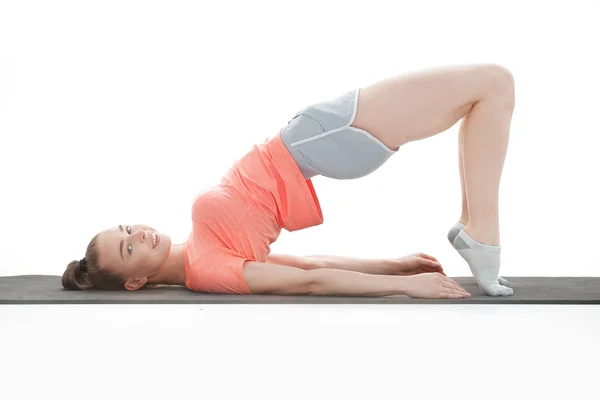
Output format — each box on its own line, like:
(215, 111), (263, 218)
(447, 221), (466, 245)
(448, 221), (510, 288)
(453, 229), (514, 296)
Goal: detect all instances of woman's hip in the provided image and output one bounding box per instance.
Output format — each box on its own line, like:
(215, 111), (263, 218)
(280, 89), (399, 180)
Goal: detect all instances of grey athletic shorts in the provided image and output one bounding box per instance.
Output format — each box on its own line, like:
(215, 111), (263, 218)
(280, 88), (398, 180)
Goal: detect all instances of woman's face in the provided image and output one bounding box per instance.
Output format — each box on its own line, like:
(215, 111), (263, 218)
(96, 224), (172, 289)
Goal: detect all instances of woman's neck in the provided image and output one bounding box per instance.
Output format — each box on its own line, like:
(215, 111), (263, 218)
(147, 242), (187, 286)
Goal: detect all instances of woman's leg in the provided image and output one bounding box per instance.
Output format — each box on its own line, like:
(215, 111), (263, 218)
(351, 63), (516, 295)
(446, 121), (470, 239)
(454, 117), (511, 289)
(458, 120), (470, 226)
(351, 63), (515, 246)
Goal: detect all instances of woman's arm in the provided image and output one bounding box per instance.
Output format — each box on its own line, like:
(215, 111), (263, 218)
(265, 253), (395, 274)
(243, 260), (408, 296)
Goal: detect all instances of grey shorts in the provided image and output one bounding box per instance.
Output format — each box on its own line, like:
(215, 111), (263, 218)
(280, 88), (398, 180)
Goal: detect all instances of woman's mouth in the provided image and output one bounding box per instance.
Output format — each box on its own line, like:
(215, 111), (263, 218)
(151, 232), (159, 249)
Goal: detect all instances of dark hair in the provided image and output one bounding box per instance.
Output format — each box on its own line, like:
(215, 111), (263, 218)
(62, 233), (127, 290)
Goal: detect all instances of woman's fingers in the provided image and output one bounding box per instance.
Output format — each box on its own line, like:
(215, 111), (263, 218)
(441, 276), (470, 297)
(425, 264), (447, 276)
(443, 275), (465, 289)
(419, 253), (440, 263)
(442, 286), (470, 298)
(445, 292), (469, 298)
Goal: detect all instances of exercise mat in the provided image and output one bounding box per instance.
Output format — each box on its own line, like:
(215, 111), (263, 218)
(1, 275), (599, 304)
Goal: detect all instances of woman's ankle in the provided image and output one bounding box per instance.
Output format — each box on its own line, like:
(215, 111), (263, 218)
(463, 223), (500, 246)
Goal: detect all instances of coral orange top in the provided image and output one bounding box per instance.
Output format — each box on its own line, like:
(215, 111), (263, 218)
(183, 131), (324, 294)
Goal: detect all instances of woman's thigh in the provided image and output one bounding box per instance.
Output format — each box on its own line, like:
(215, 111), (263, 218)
(351, 63), (514, 148)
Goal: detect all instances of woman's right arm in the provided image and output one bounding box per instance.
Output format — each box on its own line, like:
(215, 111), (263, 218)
(243, 261), (470, 299)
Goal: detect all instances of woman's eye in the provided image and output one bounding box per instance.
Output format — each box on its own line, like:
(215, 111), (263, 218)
(127, 226), (132, 254)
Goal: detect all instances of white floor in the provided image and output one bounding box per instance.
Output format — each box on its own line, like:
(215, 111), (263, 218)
(1, 304), (599, 400)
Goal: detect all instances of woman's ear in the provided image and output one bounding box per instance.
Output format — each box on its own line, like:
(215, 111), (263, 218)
(124, 276), (148, 291)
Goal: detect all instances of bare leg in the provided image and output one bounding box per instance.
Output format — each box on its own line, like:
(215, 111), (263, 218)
(460, 84), (514, 245)
(458, 84), (516, 239)
(351, 63), (515, 246)
(351, 64), (515, 295)
(458, 119), (469, 225)
(455, 118), (511, 289)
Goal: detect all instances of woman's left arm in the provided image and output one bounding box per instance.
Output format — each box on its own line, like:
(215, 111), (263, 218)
(265, 253), (396, 275)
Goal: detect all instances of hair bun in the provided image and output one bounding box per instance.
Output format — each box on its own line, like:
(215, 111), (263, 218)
(79, 258), (87, 272)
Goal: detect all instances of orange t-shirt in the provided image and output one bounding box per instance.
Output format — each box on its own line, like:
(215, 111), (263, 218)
(184, 131), (324, 294)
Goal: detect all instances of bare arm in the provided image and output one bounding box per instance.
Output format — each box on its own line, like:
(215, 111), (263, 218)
(244, 260), (408, 296)
(265, 253), (395, 274)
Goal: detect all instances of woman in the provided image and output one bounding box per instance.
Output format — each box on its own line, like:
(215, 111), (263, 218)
(63, 63), (516, 299)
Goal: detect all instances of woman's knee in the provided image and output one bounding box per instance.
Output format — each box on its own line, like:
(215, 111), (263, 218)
(484, 64), (515, 107)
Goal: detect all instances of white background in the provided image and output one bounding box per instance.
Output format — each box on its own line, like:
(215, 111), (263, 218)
(1, 1), (599, 399)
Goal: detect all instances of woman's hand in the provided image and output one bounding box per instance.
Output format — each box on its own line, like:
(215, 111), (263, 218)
(393, 252), (446, 276)
(404, 272), (471, 299)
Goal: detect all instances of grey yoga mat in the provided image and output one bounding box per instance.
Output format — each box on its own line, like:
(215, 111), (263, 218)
(1, 275), (599, 304)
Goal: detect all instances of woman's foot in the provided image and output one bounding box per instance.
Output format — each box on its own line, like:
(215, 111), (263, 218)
(447, 221), (511, 289)
(452, 228), (513, 296)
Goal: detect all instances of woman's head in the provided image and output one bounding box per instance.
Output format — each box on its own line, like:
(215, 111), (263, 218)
(63, 224), (172, 291)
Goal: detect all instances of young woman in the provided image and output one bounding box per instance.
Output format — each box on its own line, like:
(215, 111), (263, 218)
(63, 63), (516, 299)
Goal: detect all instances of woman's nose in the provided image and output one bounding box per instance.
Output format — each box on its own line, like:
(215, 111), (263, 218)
(135, 230), (147, 241)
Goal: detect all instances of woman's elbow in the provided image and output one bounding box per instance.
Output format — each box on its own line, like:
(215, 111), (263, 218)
(304, 270), (324, 296)
(275, 273), (318, 296)
(243, 261), (318, 295)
